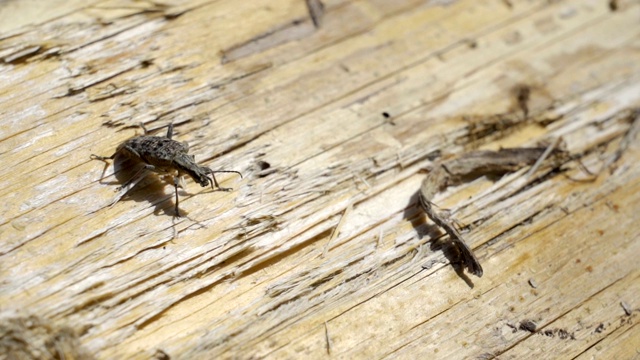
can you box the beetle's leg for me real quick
[120,144,143,161]
[175,175,187,189]
[166,123,174,139]
[110,164,155,207]
[173,175,181,217]
[90,153,116,161]
[117,164,153,190]
[206,169,243,192]
[139,122,149,135]
[91,153,118,183]
[209,172,220,190]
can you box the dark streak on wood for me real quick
[514,84,531,118]
[221,19,315,64]
[306,0,325,28]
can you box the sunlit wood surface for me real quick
[1,0,639,359]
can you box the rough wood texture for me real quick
[1,0,639,359]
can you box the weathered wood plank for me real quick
[0,0,638,359]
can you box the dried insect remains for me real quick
[91,124,242,217]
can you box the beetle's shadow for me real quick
[403,190,474,288]
[96,154,185,217]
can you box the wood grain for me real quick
[1,0,639,359]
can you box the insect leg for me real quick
[90,153,116,161]
[91,153,118,183]
[110,164,155,207]
[173,175,181,217]
[206,169,243,192]
[166,123,174,139]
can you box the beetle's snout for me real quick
[196,173,210,188]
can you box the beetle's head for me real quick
[174,154,211,188]
[174,154,243,190]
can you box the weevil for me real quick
[91,124,242,217]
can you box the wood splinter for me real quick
[418,145,567,277]
[419,182,484,277]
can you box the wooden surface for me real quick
[1,0,639,359]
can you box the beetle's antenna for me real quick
[205,169,243,190]
[211,170,243,178]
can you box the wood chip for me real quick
[418,147,567,277]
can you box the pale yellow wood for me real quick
[1,0,639,359]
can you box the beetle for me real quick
[91,123,242,217]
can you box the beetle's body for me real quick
[91,124,242,217]
[118,135,189,169]
[116,135,208,185]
